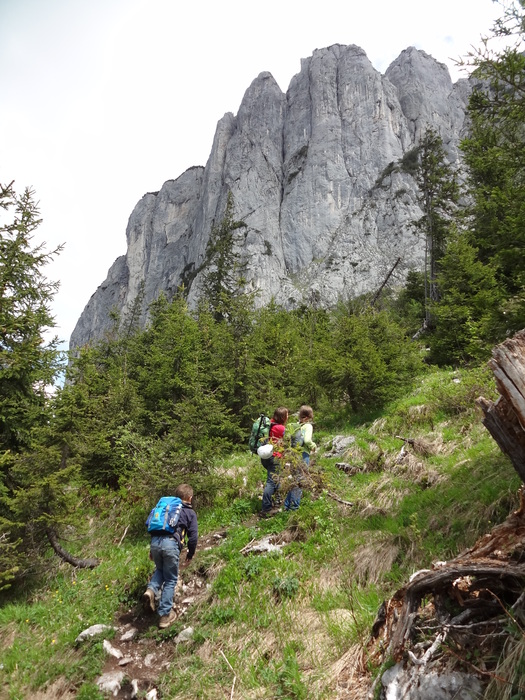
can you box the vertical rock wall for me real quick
[70,44,470,349]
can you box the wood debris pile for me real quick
[372,487,525,678]
[367,331,525,696]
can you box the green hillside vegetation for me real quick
[2,363,521,699]
[2,2,525,697]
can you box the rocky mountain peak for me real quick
[70,44,471,350]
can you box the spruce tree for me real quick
[200,191,250,323]
[0,182,63,451]
[413,128,460,327]
[429,230,502,364]
[460,0,525,327]
[0,182,68,589]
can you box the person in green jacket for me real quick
[284,405,317,511]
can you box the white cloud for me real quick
[0,0,507,347]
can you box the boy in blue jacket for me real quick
[142,483,198,629]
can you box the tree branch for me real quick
[46,527,100,569]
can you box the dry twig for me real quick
[326,491,354,507]
[220,649,237,700]
[118,525,129,547]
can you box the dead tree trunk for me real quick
[477,329,525,484]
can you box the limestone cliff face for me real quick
[70,44,471,349]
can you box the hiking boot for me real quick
[259,507,280,519]
[158,609,177,629]
[142,588,156,613]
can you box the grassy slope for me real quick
[0,365,521,699]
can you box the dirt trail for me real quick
[96,530,227,699]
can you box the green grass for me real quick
[0,365,521,698]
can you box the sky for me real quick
[0,0,508,349]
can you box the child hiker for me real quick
[259,406,289,518]
[284,405,317,511]
[143,483,198,629]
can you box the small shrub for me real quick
[272,575,299,601]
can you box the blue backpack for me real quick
[146,496,183,534]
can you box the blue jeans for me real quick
[261,457,281,512]
[149,536,181,617]
[262,469,280,512]
[284,452,309,511]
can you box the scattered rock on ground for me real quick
[174,627,194,644]
[103,639,123,659]
[96,670,125,696]
[324,435,355,457]
[119,627,139,642]
[241,534,286,555]
[75,624,116,643]
[381,665,483,699]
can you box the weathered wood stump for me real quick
[477,329,525,484]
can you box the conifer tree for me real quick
[200,191,249,323]
[460,0,525,333]
[429,229,502,364]
[413,128,460,327]
[0,182,68,588]
[0,182,63,451]
[198,191,258,421]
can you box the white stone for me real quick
[144,653,155,667]
[382,664,483,700]
[118,657,133,666]
[103,639,123,659]
[120,627,139,642]
[75,624,116,643]
[96,671,125,697]
[175,626,194,643]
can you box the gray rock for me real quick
[96,670,125,696]
[102,639,123,659]
[143,653,155,667]
[118,657,134,666]
[381,663,483,699]
[175,626,194,643]
[324,435,356,457]
[70,44,471,349]
[75,624,116,643]
[119,627,139,642]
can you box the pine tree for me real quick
[460,1,525,311]
[0,182,63,451]
[429,229,503,364]
[413,128,460,327]
[200,191,250,323]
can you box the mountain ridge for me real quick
[70,43,471,349]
